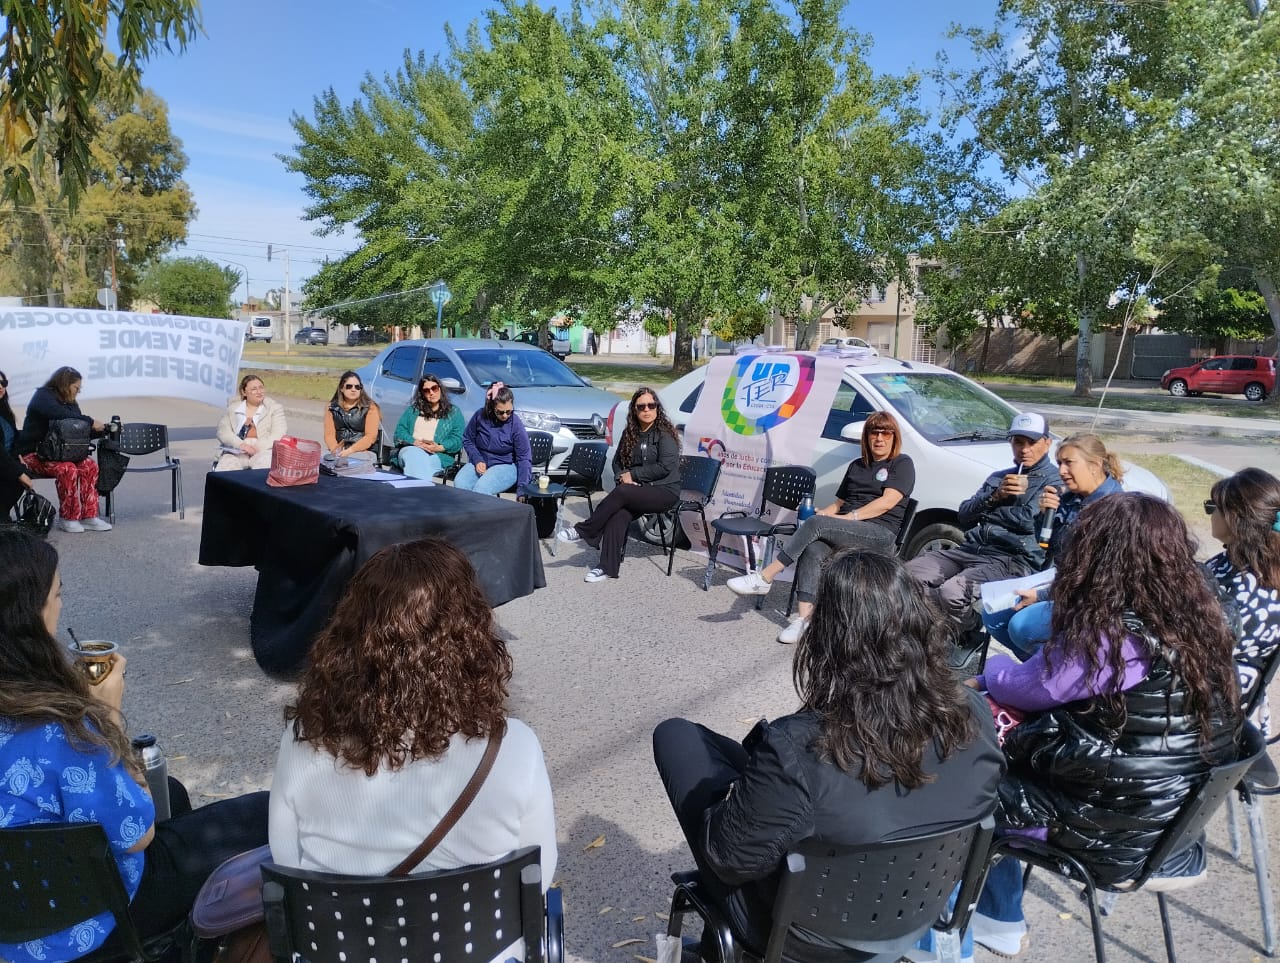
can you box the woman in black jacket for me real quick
[557,387,681,582]
[0,369,37,519]
[653,551,1004,962]
[17,366,110,533]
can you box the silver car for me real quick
[356,339,617,471]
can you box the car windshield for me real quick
[862,372,1017,443]
[456,348,585,388]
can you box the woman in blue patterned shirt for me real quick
[0,530,268,963]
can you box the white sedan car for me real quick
[608,352,1166,556]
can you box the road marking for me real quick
[1177,454,1231,477]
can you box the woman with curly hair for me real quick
[0,529,268,963]
[969,494,1243,958]
[653,551,1003,963]
[727,411,915,644]
[393,374,465,480]
[558,387,682,582]
[268,537,556,888]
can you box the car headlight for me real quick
[517,409,562,433]
[1161,370,1170,379]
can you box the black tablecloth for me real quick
[199,471,546,672]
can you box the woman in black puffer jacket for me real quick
[969,494,1243,958]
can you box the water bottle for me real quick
[132,734,171,821]
[797,495,816,521]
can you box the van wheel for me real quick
[903,522,964,560]
[1245,382,1266,402]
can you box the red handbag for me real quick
[265,437,322,488]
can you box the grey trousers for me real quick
[903,544,1026,626]
[777,514,896,604]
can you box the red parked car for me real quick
[1161,355,1275,402]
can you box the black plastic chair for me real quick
[376,425,465,483]
[503,431,556,496]
[261,846,563,963]
[0,822,181,962]
[667,814,995,963]
[103,423,183,522]
[559,441,608,512]
[782,497,918,617]
[659,454,722,577]
[991,722,1265,963]
[703,466,816,606]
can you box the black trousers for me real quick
[574,483,677,577]
[98,785,270,951]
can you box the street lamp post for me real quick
[429,279,452,338]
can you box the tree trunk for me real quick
[1073,252,1093,397]
[978,319,993,375]
[671,308,693,375]
[1254,271,1280,409]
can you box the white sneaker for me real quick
[971,912,1027,957]
[584,568,611,583]
[57,518,85,533]
[777,617,808,645]
[727,571,771,596]
[556,528,582,544]
[81,517,112,532]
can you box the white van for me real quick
[245,316,273,343]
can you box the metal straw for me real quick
[68,627,83,651]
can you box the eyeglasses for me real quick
[494,408,514,418]
[867,428,895,437]
[634,402,657,411]
[422,384,441,394]
[1204,500,1217,516]
[343,383,362,390]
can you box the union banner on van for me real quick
[0,308,247,409]
[682,350,847,573]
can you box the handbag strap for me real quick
[388,731,503,877]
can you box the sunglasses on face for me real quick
[494,408,514,418]
[1204,500,1217,515]
[0,379,7,388]
[422,384,442,394]
[343,383,362,390]
[867,428,895,437]
[634,402,657,411]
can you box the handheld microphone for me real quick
[1037,486,1057,549]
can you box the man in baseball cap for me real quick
[904,411,1061,662]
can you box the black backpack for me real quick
[36,418,94,463]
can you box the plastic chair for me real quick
[659,454,721,577]
[376,426,465,483]
[559,441,608,512]
[260,846,563,963]
[703,466,816,606]
[991,722,1265,963]
[503,431,556,496]
[667,814,995,963]
[103,423,183,522]
[783,497,918,617]
[0,822,182,962]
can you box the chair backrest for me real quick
[528,431,555,474]
[757,466,816,515]
[677,454,721,504]
[894,498,919,554]
[0,822,147,960]
[261,846,547,963]
[1136,721,1265,888]
[117,422,170,457]
[563,441,608,489]
[763,814,995,963]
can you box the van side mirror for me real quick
[441,377,464,393]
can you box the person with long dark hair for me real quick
[393,374,465,480]
[16,366,111,532]
[322,370,381,458]
[558,387,682,582]
[969,494,1243,958]
[727,411,915,643]
[0,529,268,963]
[454,383,532,495]
[653,551,1003,962]
[269,537,556,890]
[0,369,37,519]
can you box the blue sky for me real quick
[138,0,998,303]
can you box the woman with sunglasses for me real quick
[558,387,681,583]
[393,374,465,480]
[727,412,915,644]
[0,370,37,520]
[454,383,532,496]
[323,370,381,459]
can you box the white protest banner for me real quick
[0,308,246,409]
[681,350,847,572]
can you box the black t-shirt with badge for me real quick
[834,454,915,532]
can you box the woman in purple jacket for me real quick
[454,383,532,496]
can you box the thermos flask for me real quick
[132,734,171,821]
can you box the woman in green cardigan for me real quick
[393,374,465,479]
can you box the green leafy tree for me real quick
[1,0,200,209]
[140,256,239,318]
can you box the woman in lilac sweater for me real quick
[964,495,1241,959]
[455,383,532,496]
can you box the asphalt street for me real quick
[39,393,1280,963]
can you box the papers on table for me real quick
[980,568,1056,614]
[349,470,437,489]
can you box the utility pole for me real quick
[268,245,292,353]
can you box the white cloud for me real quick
[170,107,295,145]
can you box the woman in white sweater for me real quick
[268,537,557,889]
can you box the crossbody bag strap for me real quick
[388,731,504,877]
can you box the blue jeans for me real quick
[977,854,1025,922]
[982,601,1052,661]
[454,462,517,496]
[399,445,443,481]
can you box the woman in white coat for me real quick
[214,375,288,470]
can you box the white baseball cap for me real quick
[1007,412,1049,440]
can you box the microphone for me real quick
[1037,486,1057,550]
